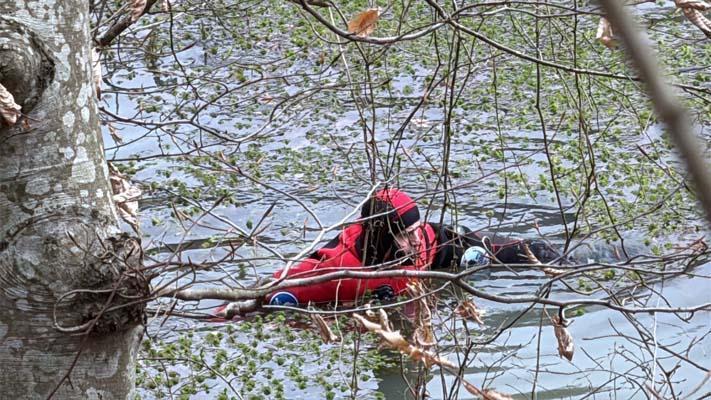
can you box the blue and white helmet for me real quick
[460,246,490,268]
[269,291,299,306]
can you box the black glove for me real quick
[373,285,396,302]
[526,240,563,263]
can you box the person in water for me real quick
[214,188,559,318]
[239,188,559,309]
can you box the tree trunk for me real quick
[0,1,146,398]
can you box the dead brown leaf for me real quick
[552,316,574,361]
[257,94,275,104]
[679,236,707,254]
[353,313,455,369]
[682,7,711,37]
[542,267,567,277]
[595,17,618,49]
[108,124,123,144]
[355,313,382,332]
[454,300,485,325]
[480,389,515,400]
[109,162,142,234]
[406,282,436,347]
[522,243,541,264]
[461,380,484,398]
[377,308,392,331]
[676,0,710,10]
[461,380,513,400]
[0,83,22,126]
[363,303,377,320]
[522,243,566,277]
[131,0,147,22]
[92,48,102,99]
[310,314,339,344]
[675,0,711,37]
[347,8,380,37]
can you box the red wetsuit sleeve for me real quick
[266,224,438,306]
[267,252,408,305]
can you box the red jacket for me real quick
[267,222,438,305]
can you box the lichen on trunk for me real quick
[0,1,145,398]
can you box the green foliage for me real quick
[106,0,709,398]
[136,312,393,399]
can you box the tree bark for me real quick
[0,1,146,399]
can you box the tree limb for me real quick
[97,0,160,47]
[599,0,711,229]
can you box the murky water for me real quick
[99,1,711,398]
[128,147,710,399]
